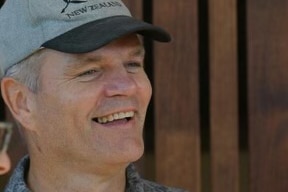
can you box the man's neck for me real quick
[27,156,127,192]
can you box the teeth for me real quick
[96,111,134,124]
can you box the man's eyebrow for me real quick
[65,46,145,70]
[65,54,102,70]
[130,46,145,58]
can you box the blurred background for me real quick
[1,0,288,192]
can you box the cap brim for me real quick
[42,15,171,53]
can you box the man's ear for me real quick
[1,77,35,130]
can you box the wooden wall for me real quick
[1,0,288,191]
[248,0,288,191]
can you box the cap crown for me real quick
[0,0,131,77]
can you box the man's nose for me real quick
[104,69,137,97]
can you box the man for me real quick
[0,122,12,175]
[0,0,186,191]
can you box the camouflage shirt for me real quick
[4,156,187,192]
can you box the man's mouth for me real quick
[93,111,135,124]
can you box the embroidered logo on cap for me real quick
[62,1,124,19]
[61,0,87,13]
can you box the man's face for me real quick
[29,34,152,167]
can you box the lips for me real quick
[93,111,135,124]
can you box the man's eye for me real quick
[126,62,143,73]
[76,69,102,81]
[79,69,100,76]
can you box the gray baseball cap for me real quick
[0,0,171,78]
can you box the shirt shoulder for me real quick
[4,155,31,192]
[126,164,188,192]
